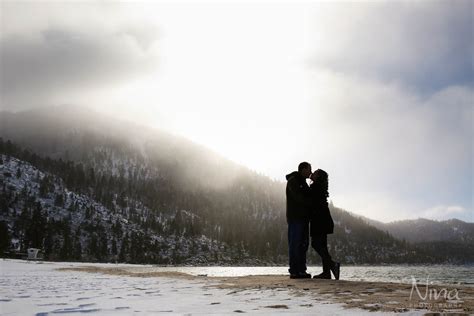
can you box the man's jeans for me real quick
[288,220,309,275]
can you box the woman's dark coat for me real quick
[309,183,334,236]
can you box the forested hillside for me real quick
[1,106,472,264]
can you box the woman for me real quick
[309,169,340,280]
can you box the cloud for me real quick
[0,2,160,111]
[308,1,473,94]
[304,68,472,222]
[300,1,473,222]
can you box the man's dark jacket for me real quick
[309,183,334,235]
[285,171,313,223]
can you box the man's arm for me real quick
[287,177,313,208]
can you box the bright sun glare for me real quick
[90,4,313,178]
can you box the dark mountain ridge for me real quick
[359,215,473,244]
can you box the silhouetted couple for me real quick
[286,162,340,280]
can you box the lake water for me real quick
[130,265,474,286]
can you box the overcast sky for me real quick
[1,1,472,222]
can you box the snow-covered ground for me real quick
[0,259,399,315]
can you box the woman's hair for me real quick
[313,169,329,198]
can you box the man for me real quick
[285,162,313,279]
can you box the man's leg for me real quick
[288,221,301,275]
[299,220,310,273]
[288,220,310,277]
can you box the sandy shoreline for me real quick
[58,266,473,314]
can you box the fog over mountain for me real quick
[0,105,252,191]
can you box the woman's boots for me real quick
[330,262,340,280]
[313,261,340,280]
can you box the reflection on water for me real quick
[135,265,473,286]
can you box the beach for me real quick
[1,259,472,315]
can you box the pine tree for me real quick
[25,202,46,249]
[0,221,11,254]
[60,221,72,260]
[43,222,54,259]
[85,207,92,220]
[54,193,64,207]
[111,238,117,256]
[73,229,82,261]
[39,175,50,198]
[88,234,98,261]
[119,233,129,262]
[98,229,108,261]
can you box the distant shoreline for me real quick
[4,258,473,267]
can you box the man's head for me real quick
[298,162,312,179]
